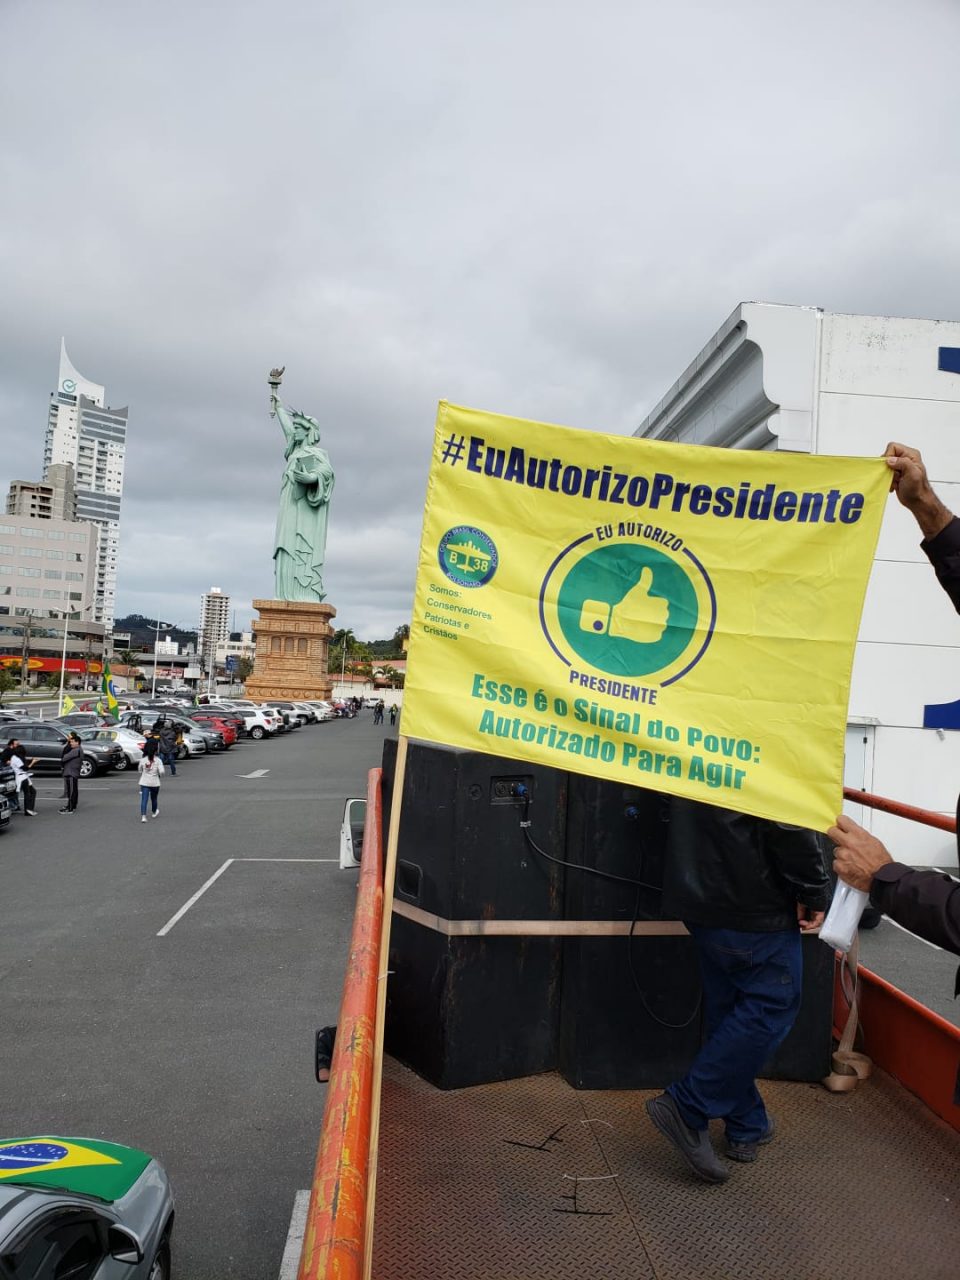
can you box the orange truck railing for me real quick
[298,776,960,1277]
[838,786,960,1131]
[298,768,384,1280]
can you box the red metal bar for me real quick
[833,958,960,1131]
[298,768,384,1280]
[843,785,957,834]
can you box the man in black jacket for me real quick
[646,797,829,1183]
[830,442,960,956]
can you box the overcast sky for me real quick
[1,0,958,639]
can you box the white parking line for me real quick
[278,1190,311,1280]
[156,858,339,936]
[157,860,234,937]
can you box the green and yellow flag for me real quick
[401,403,889,832]
[101,662,119,722]
[61,694,76,716]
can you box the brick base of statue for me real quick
[245,598,337,702]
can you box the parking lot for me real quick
[0,712,389,1279]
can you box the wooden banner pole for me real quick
[362,734,408,1279]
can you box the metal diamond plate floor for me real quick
[372,1056,960,1280]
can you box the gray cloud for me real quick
[1,0,958,637]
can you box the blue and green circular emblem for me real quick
[438,526,499,588]
[540,535,716,685]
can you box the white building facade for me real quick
[43,340,127,631]
[636,303,960,867]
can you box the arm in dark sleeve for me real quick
[921,517,960,616]
[870,864,960,956]
[764,823,832,909]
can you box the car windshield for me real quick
[79,729,117,742]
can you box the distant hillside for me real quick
[115,614,199,652]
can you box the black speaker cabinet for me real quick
[761,933,835,1081]
[383,742,567,1089]
[559,776,704,1088]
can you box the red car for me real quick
[190,712,238,746]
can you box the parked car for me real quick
[267,700,313,726]
[76,726,147,771]
[239,709,280,740]
[177,716,227,752]
[0,759,18,808]
[0,1134,174,1277]
[292,701,321,724]
[188,712,238,746]
[306,700,338,722]
[0,792,10,832]
[0,723,124,777]
[57,711,112,729]
[192,706,247,738]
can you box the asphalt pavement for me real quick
[0,712,392,1280]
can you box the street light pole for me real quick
[56,598,102,716]
[151,619,164,700]
[57,609,75,717]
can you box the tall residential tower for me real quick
[43,340,127,629]
[199,587,231,671]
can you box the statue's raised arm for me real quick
[268,366,297,443]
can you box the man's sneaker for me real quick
[725,1117,776,1163]
[645,1093,729,1184]
[141,815,147,823]
[152,809,159,818]
[25,810,37,817]
[59,807,69,814]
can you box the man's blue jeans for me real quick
[667,924,802,1144]
[160,747,177,775]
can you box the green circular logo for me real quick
[438,525,498,588]
[554,542,699,677]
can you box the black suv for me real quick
[0,723,124,777]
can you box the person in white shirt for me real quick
[2,739,38,816]
[137,752,164,822]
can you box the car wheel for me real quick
[79,756,95,779]
[114,754,129,771]
[147,1241,171,1280]
[250,725,264,739]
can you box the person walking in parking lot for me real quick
[60,732,83,814]
[158,721,178,776]
[3,739,38,816]
[138,751,164,821]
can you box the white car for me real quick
[77,726,147,771]
[307,700,338,722]
[241,708,280,740]
[292,701,320,724]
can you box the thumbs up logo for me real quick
[579,565,670,644]
[541,540,713,681]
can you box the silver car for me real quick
[0,1135,174,1277]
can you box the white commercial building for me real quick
[43,340,127,631]
[636,303,960,867]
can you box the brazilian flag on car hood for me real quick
[0,1137,151,1202]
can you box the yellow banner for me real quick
[403,403,889,831]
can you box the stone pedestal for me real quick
[246,599,337,702]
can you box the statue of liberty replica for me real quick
[269,367,335,601]
[246,367,337,701]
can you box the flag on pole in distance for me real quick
[100,662,120,722]
[401,403,890,833]
[61,694,76,716]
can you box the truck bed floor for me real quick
[373,1055,959,1280]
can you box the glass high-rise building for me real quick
[43,339,127,629]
